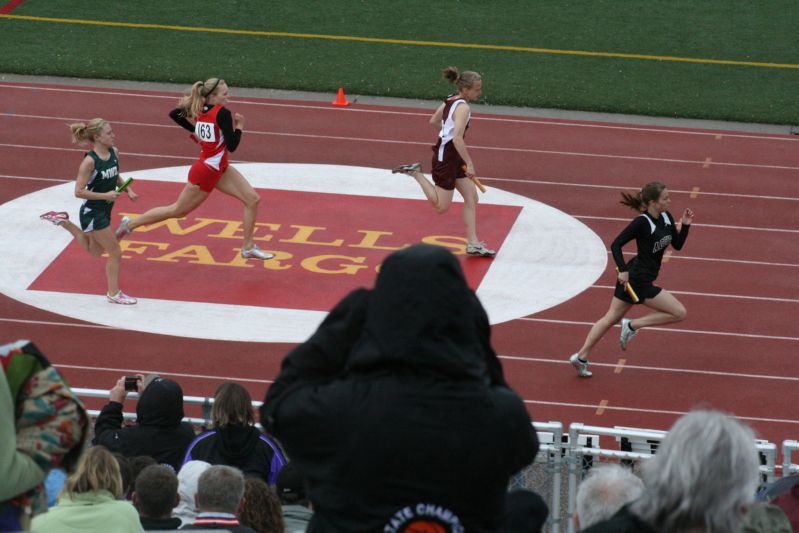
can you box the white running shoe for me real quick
[391,162,422,175]
[107,291,137,305]
[620,318,637,351]
[569,353,592,378]
[40,211,69,225]
[466,241,496,257]
[241,245,275,260]
[115,216,132,240]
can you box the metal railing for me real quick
[74,388,794,533]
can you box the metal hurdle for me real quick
[529,421,564,533]
[783,440,799,476]
[566,423,663,533]
[565,424,779,533]
[72,388,788,533]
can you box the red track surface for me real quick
[1,81,797,455]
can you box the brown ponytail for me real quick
[620,181,666,211]
[442,66,481,92]
[69,118,108,145]
[177,78,225,118]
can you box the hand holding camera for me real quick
[110,374,144,402]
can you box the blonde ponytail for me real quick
[69,118,108,145]
[178,78,224,118]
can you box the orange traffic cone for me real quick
[332,87,350,107]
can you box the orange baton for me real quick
[462,165,486,193]
[616,267,640,303]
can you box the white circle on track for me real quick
[0,163,606,342]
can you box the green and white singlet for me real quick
[79,149,120,232]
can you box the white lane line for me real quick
[0,143,199,161]
[611,251,799,269]
[2,148,797,235]
[53,363,274,385]
[0,317,115,329]
[3,314,795,342]
[577,214,799,234]
[499,354,799,382]
[0,174,70,183]
[521,399,799,425]
[4,168,798,205]
[4,114,799,172]
[2,85,798,143]
[518,317,799,342]
[589,285,799,304]
[482,176,799,202]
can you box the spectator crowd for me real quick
[2,246,797,532]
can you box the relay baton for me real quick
[462,165,487,193]
[616,267,639,303]
[107,177,134,204]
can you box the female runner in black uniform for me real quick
[569,181,694,377]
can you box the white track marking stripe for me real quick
[0,317,115,329]
[3,113,799,171]
[3,148,796,234]
[577,214,799,234]
[521,399,799,425]
[589,285,799,303]
[611,251,799,269]
[2,84,798,143]
[3,314,795,340]
[518,317,799,341]
[498,354,799,382]
[54,363,274,384]
[0,174,70,183]
[480,176,799,202]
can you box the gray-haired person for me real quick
[583,409,760,533]
[575,464,644,530]
[180,465,255,532]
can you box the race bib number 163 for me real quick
[195,121,217,143]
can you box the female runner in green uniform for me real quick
[40,119,139,304]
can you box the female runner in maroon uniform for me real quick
[393,67,495,257]
[569,181,694,377]
[116,78,273,260]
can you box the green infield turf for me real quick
[1,1,797,124]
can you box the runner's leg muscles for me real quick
[577,297,632,360]
[633,289,687,329]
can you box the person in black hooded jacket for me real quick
[93,375,195,471]
[182,382,286,485]
[260,243,540,532]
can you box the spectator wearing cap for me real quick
[180,465,255,532]
[575,464,644,530]
[182,382,286,485]
[132,464,182,530]
[583,410,761,532]
[93,374,195,471]
[276,462,312,532]
[261,244,539,531]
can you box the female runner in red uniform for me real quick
[116,78,273,260]
[569,181,694,377]
[393,67,495,257]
